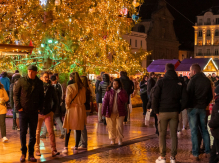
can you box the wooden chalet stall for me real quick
[147,59,180,73]
[0,44,34,56]
[176,58,218,77]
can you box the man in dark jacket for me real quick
[120,71,134,122]
[187,63,212,161]
[95,76,102,113]
[152,63,188,163]
[209,85,219,163]
[35,72,60,157]
[40,75,65,139]
[14,65,44,162]
[147,72,156,98]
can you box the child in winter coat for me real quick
[102,78,128,145]
[209,85,219,163]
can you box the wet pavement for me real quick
[0,107,210,163]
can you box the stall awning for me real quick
[0,44,34,55]
[147,59,180,72]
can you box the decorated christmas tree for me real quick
[0,0,150,75]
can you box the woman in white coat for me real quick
[62,72,86,154]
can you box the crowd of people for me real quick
[0,62,219,163]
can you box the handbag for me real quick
[0,90,6,106]
[140,87,147,95]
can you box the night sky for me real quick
[142,0,219,49]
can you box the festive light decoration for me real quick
[0,0,149,75]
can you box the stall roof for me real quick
[213,59,219,69]
[147,59,179,72]
[176,58,212,71]
[0,44,34,55]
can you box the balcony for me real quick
[196,53,219,56]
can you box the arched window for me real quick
[207,30,211,36]
[198,30,202,37]
[138,25,145,33]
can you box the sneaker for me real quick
[177,131,181,135]
[35,150,41,156]
[28,155,37,162]
[118,138,123,146]
[182,128,186,131]
[72,147,78,154]
[78,146,87,150]
[17,128,20,131]
[170,156,176,163]
[53,126,57,131]
[2,137,8,143]
[59,135,64,139]
[62,147,68,154]
[52,150,60,157]
[40,135,46,139]
[155,156,166,163]
[111,139,115,145]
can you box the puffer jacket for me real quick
[209,95,219,139]
[98,74,110,100]
[0,88,9,114]
[0,77,10,92]
[102,88,128,118]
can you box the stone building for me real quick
[132,0,179,66]
[194,6,219,59]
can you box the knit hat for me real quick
[215,85,219,95]
[28,65,37,71]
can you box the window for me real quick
[207,30,211,36]
[215,49,219,55]
[198,40,203,46]
[206,40,211,45]
[135,40,137,47]
[216,18,219,25]
[215,40,219,45]
[215,29,219,36]
[198,30,202,37]
[199,19,203,25]
[207,18,211,25]
[207,49,210,55]
[138,25,145,33]
[198,49,202,55]
[130,39,132,45]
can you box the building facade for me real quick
[123,31,147,68]
[131,0,179,66]
[194,7,219,59]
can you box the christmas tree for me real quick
[0,0,150,75]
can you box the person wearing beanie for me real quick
[13,65,44,162]
[0,72,10,95]
[209,85,219,163]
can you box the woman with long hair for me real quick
[62,72,86,154]
[139,75,148,115]
[102,78,128,145]
[0,82,9,142]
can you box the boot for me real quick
[12,119,17,130]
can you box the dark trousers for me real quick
[65,129,81,147]
[155,114,159,135]
[210,138,219,163]
[140,93,148,114]
[19,112,38,156]
[0,114,6,138]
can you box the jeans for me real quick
[158,112,179,157]
[188,108,210,157]
[42,116,65,135]
[210,138,219,163]
[77,112,89,148]
[35,112,56,151]
[0,114,6,137]
[19,112,38,155]
[12,109,16,119]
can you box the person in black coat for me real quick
[95,76,102,104]
[139,75,148,115]
[147,72,156,99]
[209,85,219,163]
[14,65,44,162]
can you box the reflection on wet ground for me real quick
[1,107,157,163]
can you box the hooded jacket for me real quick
[0,76,10,92]
[102,88,128,118]
[152,70,188,114]
[187,72,213,109]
